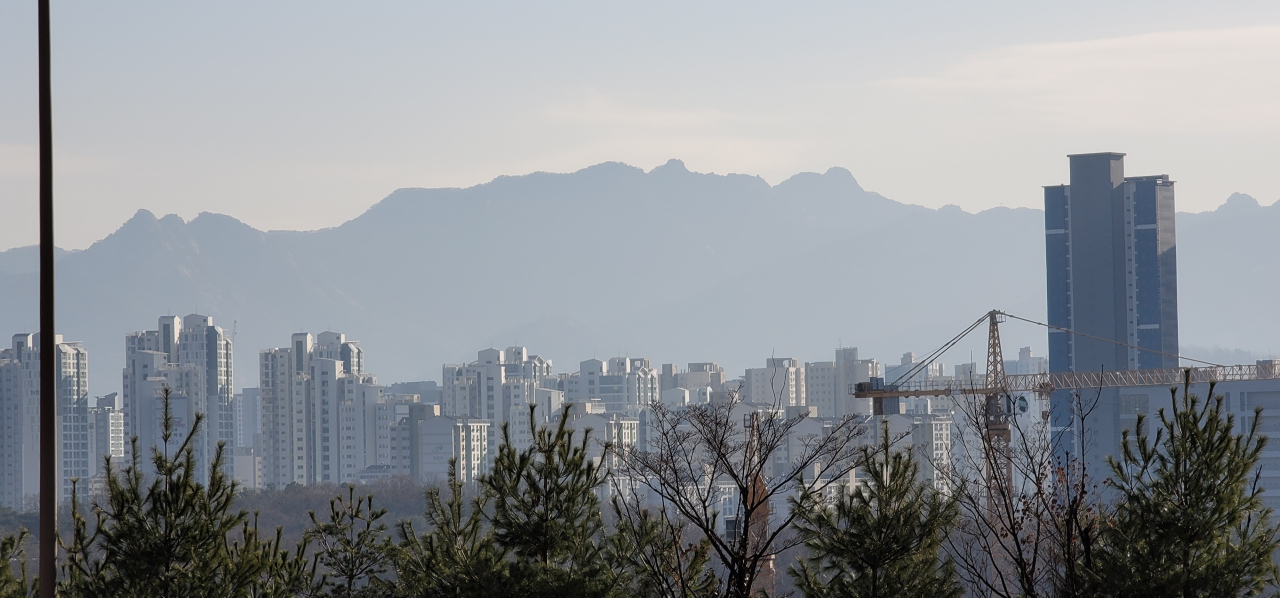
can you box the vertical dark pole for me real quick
[38,0,57,596]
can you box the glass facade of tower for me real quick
[1043,153,1179,459]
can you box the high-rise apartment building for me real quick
[259,332,382,487]
[805,348,881,418]
[443,347,555,472]
[121,315,234,482]
[1005,347,1049,376]
[562,403,639,472]
[443,347,553,420]
[743,357,805,407]
[884,352,946,386]
[659,362,727,394]
[564,357,658,416]
[233,388,261,450]
[1045,153,1179,373]
[803,361,837,416]
[87,393,126,480]
[0,333,90,507]
[417,415,490,484]
[1044,153,1179,457]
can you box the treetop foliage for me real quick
[3,382,1280,597]
[1097,378,1280,597]
[790,420,961,598]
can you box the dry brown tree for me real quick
[611,385,870,598]
[943,385,1104,598]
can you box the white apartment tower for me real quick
[87,394,126,480]
[442,347,553,420]
[417,415,490,484]
[259,332,382,487]
[442,347,554,472]
[232,388,262,450]
[884,352,945,386]
[1005,347,1049,376]
[659,362,727,394]
[744,357,806,407]
[804,361,837,417]
[564,357,658,416]
[806,348,881,418]
[0,333,90,507]
[121,315,234,482]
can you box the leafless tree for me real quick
[611,386,870,598]
[943,386,1104,598]
[1040,386,1105,598]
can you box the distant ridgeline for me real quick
[0,160,1274,398]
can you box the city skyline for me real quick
[6,4,1279,594]
[6,158,1280,400]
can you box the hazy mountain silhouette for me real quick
[0,161,1274,396]
[0,246,75,275]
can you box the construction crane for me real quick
[854,309,1280,481]
[854,309,1279,408]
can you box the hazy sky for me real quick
[3,1,1279,251]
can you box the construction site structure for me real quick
[854,310,1280,486]
[855,310,1280,412]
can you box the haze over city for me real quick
[4,3,1280,597]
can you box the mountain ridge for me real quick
[0,163,1275,397]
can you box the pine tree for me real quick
[60,386,319,598]
[789,421,961,598]
[305,486,395,597]
[1097,376,1280,597]
[394,460,505,598]
[608,498,718,598]
[483,405,620,598]
[0,529,31,598]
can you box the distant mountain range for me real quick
[0,159,1275,397]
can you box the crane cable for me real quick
[888,312,990,388]
[996,311,1225,368]
[888,310,1226,390]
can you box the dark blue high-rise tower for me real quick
[1044,153,1178,461]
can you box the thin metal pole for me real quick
[38,0,57,596]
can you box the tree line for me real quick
[1,375,1278,597]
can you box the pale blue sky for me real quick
[3,1,1279,250]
